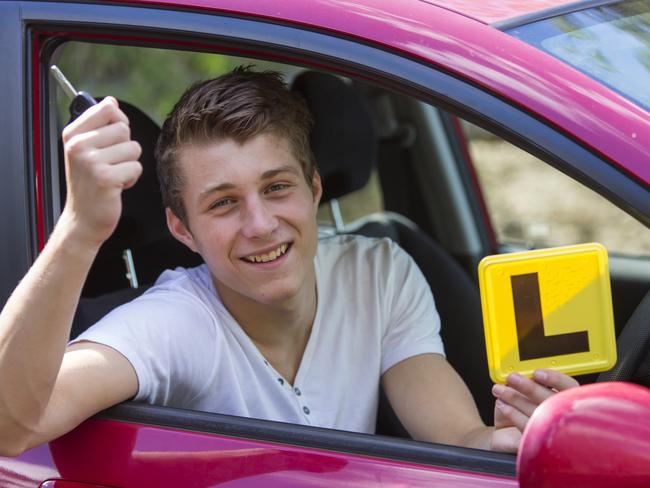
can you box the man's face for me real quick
[167,132,322,310]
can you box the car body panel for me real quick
[2,418,517,487]
[109,0,650,188]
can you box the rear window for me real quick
[507,0,650,112]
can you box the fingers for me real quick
[63,98,141,174]
[110,161,143,189]
[64,98,138,172]
[492,383,537,418]
[62,97,128,142]
[93,141,142,166]
[492,370,579,434]
[505,373,554,405]
[67,121,132,152]
[494,398,529,432]
[533,369,580,391]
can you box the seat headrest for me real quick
[291,71,378,203]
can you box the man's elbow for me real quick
[0,432,32,457]
[0,416,41,457]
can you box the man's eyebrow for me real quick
[260,165,301,180]
[198,182,236,201]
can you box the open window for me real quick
[47,37,505,422]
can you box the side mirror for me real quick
[517,382,650,488]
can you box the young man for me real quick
[0,68,577,456]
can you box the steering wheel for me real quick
[597,288,650,384]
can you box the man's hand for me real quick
[61,96,142,248]
[490,369,579,452]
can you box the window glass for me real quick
[508,0,650,111]
[464,121,650,256]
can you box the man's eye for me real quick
[267,183,289,193]
[211,198,234,209]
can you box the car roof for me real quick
[118,0,590,26]
[417,0,587,25]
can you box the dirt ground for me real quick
[469,138,650,257]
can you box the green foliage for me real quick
[55,42,292,125]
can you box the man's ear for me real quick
[166,207,199,253]
[311,169,323,207]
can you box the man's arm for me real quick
[0,97,142,456]
[381,353,492,449]
[381,353,578,452]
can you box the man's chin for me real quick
[253,282,305,307]
[214,277,302,307]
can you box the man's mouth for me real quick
[242,243,290,263]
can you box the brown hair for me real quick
[155,66,314,223]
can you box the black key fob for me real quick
[69,91,98,122]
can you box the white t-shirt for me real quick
[73,235,444,434]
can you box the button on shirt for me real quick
[266,363,311,420]
[73,235,444,434]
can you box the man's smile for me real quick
[242,242,291,264]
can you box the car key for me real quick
[50,65,98,121]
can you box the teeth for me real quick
[245,243,288,263]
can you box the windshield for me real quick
[507,0,650,111]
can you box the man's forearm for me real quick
[0,213,99,452]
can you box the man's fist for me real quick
[61,97,142,248]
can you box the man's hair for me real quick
[155,66,314,223]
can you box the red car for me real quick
[1,0,649,486]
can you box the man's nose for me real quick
[241,197,279,238]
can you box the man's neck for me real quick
[215,277,317,356]
[212,273,318,383]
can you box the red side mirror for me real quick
[518,382,650,488]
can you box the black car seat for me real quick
[292,71,494,427]
[69,100,202,339]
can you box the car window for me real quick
[463,121,650,257]
[507,0,650,112]
[48,39,498,431]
